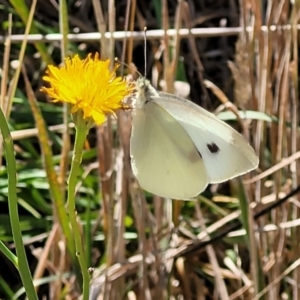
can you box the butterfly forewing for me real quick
[154,92,259,183]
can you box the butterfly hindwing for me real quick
[130,100,208,199]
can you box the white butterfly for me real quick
[130,77,259,200]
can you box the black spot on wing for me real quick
[207,143,220,154]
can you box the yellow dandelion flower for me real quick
[41,53,133,125]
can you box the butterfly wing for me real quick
[154,92,259,183]
[130,101,208,199]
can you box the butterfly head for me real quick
[134,77,159,108]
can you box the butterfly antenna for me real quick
[143,27,147,77]
[114,58,143,78]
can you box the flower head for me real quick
[41,53,133,125]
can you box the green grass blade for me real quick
[0,104,38,299]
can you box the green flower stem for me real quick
[67,118,90,300]
[0,108,38,299]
